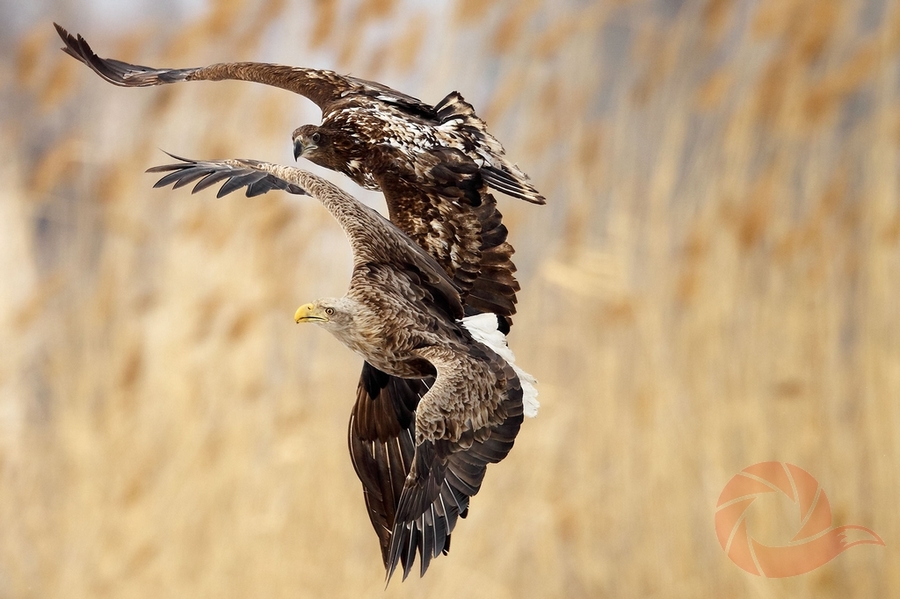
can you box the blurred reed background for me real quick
[0,0,897,596]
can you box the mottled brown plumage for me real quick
[58,23,544,578]
[55,23,539,319]
[147,155,535,581]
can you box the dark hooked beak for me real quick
[292,139,303,161]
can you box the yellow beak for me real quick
[294,303,324,323]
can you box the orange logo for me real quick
[715,462,884,577]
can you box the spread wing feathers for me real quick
[56,23,545,206]
[372,146,519,322]
[151,152,517,324]
[349,365,442,573]
[147,155,462,318]
[466,199,518,322]
[434,92,546,205]
[351,354,523,582]
[147,152,308,198]
[54,23,433,115]
[387,345,525,581]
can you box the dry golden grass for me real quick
[1,0,898,596]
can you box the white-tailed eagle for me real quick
[147,155,539,582]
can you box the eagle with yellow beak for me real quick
[147,155,538,581]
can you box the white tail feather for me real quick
[460,313,539,418]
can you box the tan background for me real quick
[0,0,897,596]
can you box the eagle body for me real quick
[147,156,537,580]
[305,94,494,192]
[293,95,525,316]
[316,268,458,380]
[300,289,511,444]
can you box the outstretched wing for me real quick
[348,365,436,574]
[433,91,546,205]
[385,342,525,581]
[369,145,519,323]
[149,154,518,325]
[148,153,506,326]
[146,153,308,198]
[54,23,434,115]
[351,349,525,583]
[55,23,546,207]
[148,154,463,319]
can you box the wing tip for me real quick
[481,166,546,204]
[54,22,91,63]
[145,153,311,199]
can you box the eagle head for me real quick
[292,124,370,187]
[295,297,382,358]
[295,299,338,324]
[294,298,361,333]
[292,124,328,162]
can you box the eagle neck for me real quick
[257,164,387,263]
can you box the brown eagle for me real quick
[147,154,539,582]
[56,23,544,578]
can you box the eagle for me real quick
[53,24,545,307]
[146,154,539,582]
[56,24,544,578]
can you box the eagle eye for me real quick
[324,307,334,316]
[311,132,321,144]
